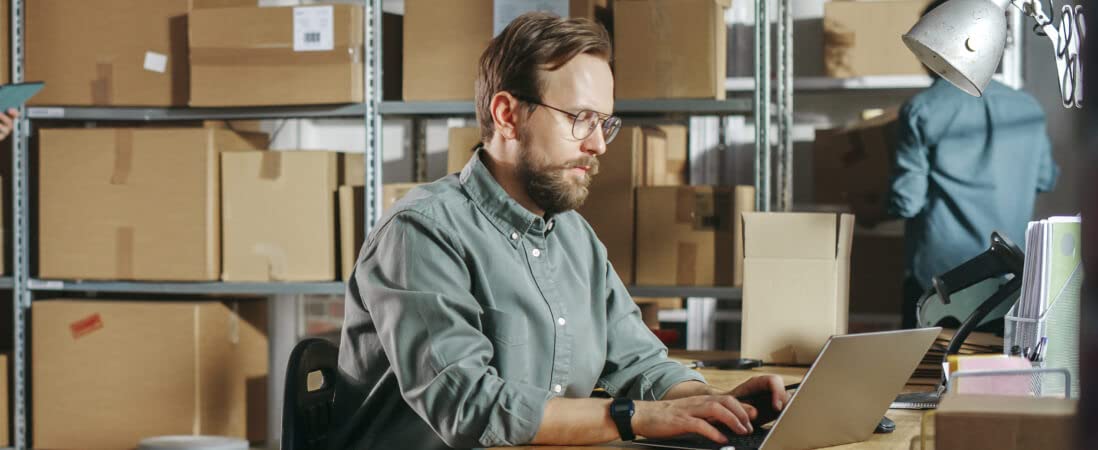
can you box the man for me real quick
[0,108,19,140]
[331,13,787,449]
[888,0,1059,328]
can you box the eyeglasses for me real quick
[513,94,623,144]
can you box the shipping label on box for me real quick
[741,212,854,364]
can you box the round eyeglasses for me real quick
[513,95,622,144]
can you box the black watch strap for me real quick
[609,398,636,441]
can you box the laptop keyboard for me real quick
[636,427,771,450]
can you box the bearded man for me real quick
[330,12,787,449]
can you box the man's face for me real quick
[516,53,614,216]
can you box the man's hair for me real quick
[474,12,612,143]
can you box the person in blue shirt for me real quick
[888,0,1060,328]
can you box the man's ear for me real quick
[490,92,522,141]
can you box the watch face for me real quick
[611,401,634,416]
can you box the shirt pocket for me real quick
[483,307,530,347]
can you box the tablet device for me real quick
[0,82,45,111]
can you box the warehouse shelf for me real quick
[628,285,742,299]
[658,308,742,323]
[725,75,934,92]
[25,104,367,121]
[27,279,346,296]
[380,98,754,116]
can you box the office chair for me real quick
[282,338,339,450]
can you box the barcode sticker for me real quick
[143,51,168,73]
[293,6,334,52]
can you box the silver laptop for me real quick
[637,328,941,450]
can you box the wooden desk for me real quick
[505,352,930,450]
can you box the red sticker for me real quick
[70,313,103,339]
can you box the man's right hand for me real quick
[632,395,758,445]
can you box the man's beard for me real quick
[517,141,600,216]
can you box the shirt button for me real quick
[553,384,563,394]
[531,248,541,257]
[557,317,566,326]
[547,221,555,231]
[510,232,519,240]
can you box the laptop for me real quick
[636,327,941,450]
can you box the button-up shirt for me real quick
[330,149,705,449]
[888,79,1059,289]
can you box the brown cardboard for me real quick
[32,299,269,449]
[25,0,238,106]
[741,212,854,364]
[404,0,493,101]
[850,223,905,315]
[823,0,928,77]
[383,182,424,213]
[935,395,1077,450]
[404,0,608,101]
[189,5,364,106]
[656,124,689,186]
[635,185,754,286]
[222,151,339,281]
[342,152,366,188]
[813,110,899,220]
[0,353,7,447]
[38,127,265,281]
[338,185,364,281]
[448,127,483,174]
[614,0,729,99]
[578,127,644,284]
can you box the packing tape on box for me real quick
[253,243,288,281]
[116,226,135,278]
[822,22,856,75]
[111,129,134,185]
[93,61,114,105]
[189,46,362,66]
[259,151,282,180]
[676,242,697,285]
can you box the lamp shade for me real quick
[902,0,1009,96]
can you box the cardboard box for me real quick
[189,5,364,106]
[823,0,928,77]
[38,127,265,281]
[448,127,483,174]
[741,213,854,364]
[222,151,339,281]
[578,126,644,284]
[0,353,7,447]
[935,395,1077,450]
[25,0,252,106]
[635,185,755,286]
[338,185,364,281]
[383,182,424,213]
[850,223,906,315]
[32,299,268,448]
[813,110,898,220]
[404,0,608,101]
[643,125,688,186]
[614,0,729,99]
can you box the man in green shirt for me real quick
[330,12,788,449]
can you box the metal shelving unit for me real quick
[5,0,779,447]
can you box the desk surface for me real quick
[504,351,931,450]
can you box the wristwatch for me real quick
[609,398,636,441]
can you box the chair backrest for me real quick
[282,338,339,450]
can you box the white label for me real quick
[493,0,569,37]
[27,107,64,118]
[293,5,335,52]
[143,51,168,73]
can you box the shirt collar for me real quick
[460,146,552,244]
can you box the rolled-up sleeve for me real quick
[596,262,706,400]
[359,211,553,448]
[888,102,931,219]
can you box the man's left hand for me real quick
[727,375,790,413]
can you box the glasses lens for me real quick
[603,116,622,144]
[573,110,600,141]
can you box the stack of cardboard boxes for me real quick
[823,0,930,78]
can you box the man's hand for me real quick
[0,108,20,141]
[632,395,758,445]
[728,375,790,413]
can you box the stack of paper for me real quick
[1006,216,1082,398]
